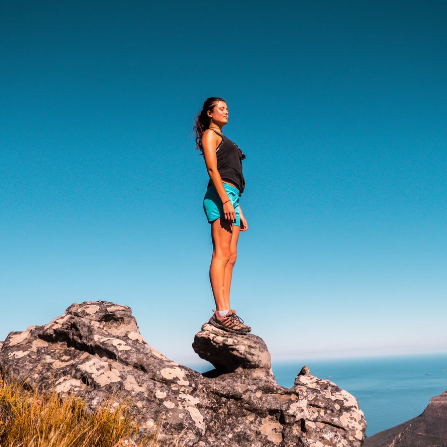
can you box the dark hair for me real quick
[193,97,226,151]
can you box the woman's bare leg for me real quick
[210,218,234,311]
[223,224,240,310]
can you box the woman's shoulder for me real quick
[202,129,223,143]
[201,129,223,152]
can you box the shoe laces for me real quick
[230,312,245,325]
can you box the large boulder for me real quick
[193,323,273,375]
[364,390,447,447]
[0,301,366,446]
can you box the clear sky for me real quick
[1,0,446,364]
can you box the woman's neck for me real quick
[209,124,222,133]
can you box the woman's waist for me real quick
[223,180,238,189]
[217,167,244,183]
[207,179,241,194]
[221,172,245,192]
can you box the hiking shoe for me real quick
[209,310,251,334]
[229,309,251,333]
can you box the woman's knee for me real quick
[228,250,237,266]
[213,248,231,263]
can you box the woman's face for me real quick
[209,101,228,127]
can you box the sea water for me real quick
[188,353,447,437]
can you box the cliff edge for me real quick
[364,390,447,447]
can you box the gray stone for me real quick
[0,301,366,446]
[112,438,139,447]
[192,323,273,375]
[297,365,311,377]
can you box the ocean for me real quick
[187,353,447,437]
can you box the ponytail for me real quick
[193,97,225,152]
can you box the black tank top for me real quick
[206,129,246,194]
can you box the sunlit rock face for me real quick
[193,323,273,375]
[0,301,366,446]
[364,391,447,447]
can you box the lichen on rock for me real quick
[0,300,367,446]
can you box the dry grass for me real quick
[0,375,157,447]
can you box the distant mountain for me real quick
[364,390,447,447]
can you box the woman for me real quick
[194,97,251,334]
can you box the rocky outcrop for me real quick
[193,323,273,375]
[0,301,366,446]
[364,391,447,447]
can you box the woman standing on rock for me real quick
[194,97,251,334]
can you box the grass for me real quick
[0,374,159,447]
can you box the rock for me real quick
[297,365,311,376]
[0,301,366,446]
[192,323,273,375]
[112,438,139,447]
[0,301,203,444]
[364,390,447,447]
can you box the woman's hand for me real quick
[223,200,236,222]
[240,214,248,231]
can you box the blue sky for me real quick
[1,0,446,364]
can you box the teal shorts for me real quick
[203,183,240,226]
